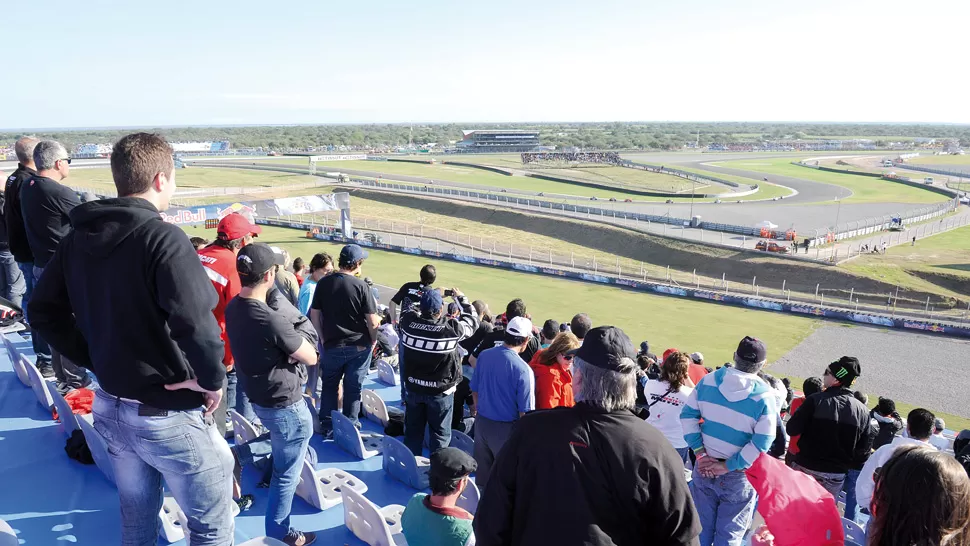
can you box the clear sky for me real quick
[3,0,968,129]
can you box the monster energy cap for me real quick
[827,356,861,386]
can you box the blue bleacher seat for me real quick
[46,380,81,437]
[382,436,430,490]
[341,487,406,546]
[0,517,18,546]
[295,459,368,510]
[376,360,399,386]
[450,430,474,457]
[331,410,383,460]
[21,354,53,413]
[455,479,480,515]
[843,517,866,545]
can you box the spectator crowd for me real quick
[521,151,623,166]
[2,132,970,546]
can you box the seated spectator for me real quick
[475,326,700,545]
[929,418,950,451]
[402,448,478,546]
[785,377,822,466]
[867,445,970,546]
[569,313,591,343]
[871,397,903,449]
[528,331,580,409]
[469,299,540,366]
[271,246,301,307]
[681,336,777,546]
[688,351,709,386]
[539,319,559,348]
[642,351,694,463]
[189,236,209,250]
[857,408,937,511]
[758,372,789,460]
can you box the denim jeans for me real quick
[16,261,34,316]
[404,391,455,456]
[842,468,861,522]
[33,265,87,388]
[691,469,758,546]
[92,391,235,546]
[253,400,313,540]
[0,249,25,308]
[318,344,372,432]
[675,447,692,465]
[791,461,846,499]
[226,370,257,423]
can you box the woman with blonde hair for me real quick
[528,332,581,409]
[868,445,970,546]
[642,351,695,463]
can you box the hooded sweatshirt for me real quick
[28,197,225,410]
[681,367,777,471]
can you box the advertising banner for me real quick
[160,193,350,225]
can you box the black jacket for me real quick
[475,403,700,546]
[20,174,80,268]
[4,165,35,261]
[399,296,478,394]
[870,409,903,450]
[786,387,873,474]
[29,197,225,410]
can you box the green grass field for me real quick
[711,158,949,204]
[908,154,970,166]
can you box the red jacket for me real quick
[197,245,240,368]
[528,349,575,409]
[688,363,708,386]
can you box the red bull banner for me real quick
[160,193,350,226]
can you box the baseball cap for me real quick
[542,319,560,340]
[662,348,680,363]
[827,356,861,385]
[447,302,461,316]
[568,325,636,373]
[339,244,368,264]
[935,417,946,432]
[269,246,288,264]
[638,341,650,355]
[236,243,278,281]
[690,352,704,364]
[420,289,443,315]
[217,212,262,240]
[735,336,767,365]
[506,316,533,338]
[429,447,477,483]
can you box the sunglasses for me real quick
[563,354,574,361]
[58,157,72,165]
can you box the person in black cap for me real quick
[225,243,319,546]
[786,356,873,499]
[401,447,478,546]
[309,243,380,437]
[475,325,700,546]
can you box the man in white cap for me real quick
[689,351,709,385]
[470,315,535,490]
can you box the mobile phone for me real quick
[444,289,454,297]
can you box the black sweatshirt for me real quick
[399,296,478,394]
[4,165,35,262]
[29,197,225,410]
[475,403,701,546]
[20,174,80,268]
[786,387,873,474]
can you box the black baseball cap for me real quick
[567,325,636,372]
[429,447,477,482]
[236,243,283,282]
[827,356,861,385]
[340,244,369,264]
[735,336,767,365]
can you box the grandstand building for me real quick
[170,141,231,153]
[456,129,540,153]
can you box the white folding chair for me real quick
[229,409,259,446]
[341,487,407,546]
[46,380,81,437]
[22,354,53,412]
[295,459,368,510]
[455,479,480,515]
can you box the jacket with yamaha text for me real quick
[399,296,479,395]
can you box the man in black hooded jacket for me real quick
[29,133,235,545]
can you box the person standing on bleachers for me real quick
[475,326,699,546]
[680,336,777,546]
[399,287,478,455]
[389,264,438,405]
[20,140,89,394]
[198,212,262,429]
[225,243,320,546]
[309,244,380,438]
[29,133,235,545]
[4,137,39,315]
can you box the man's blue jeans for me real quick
[691,469,758,546]
[92,391,235,546]
[253,400,313,540]
[318,345,372,432]
[0,249,25,308]
[843,468,862,522]
[226,370,256,423]
[17,261,51,363]
[404,390,455,456]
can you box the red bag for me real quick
[52,387,95,421]
[745,453,845,546]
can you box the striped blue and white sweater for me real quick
[680,366,778,471]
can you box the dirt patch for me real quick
[908,270,970,299]
[350,189,962,310]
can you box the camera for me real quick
[443,289,454,297]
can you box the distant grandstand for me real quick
[456,129,541,153]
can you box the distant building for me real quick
[170,141,231,153]
[456,130,540,153]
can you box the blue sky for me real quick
[3,0,968,129]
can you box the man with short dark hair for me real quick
[309,244,380,436]
[786,376,824,467]
[29,132,234,545]
[402,448,477,546]
[226,243,319,546]
[786,356,873,499]
[570,313,592,342]
[856,408,936,512]
[400,287,478,455]
[470,316,535,491]
[540,319,559,347]
[390,263,437,403]
[469,299,540,367]
[870,396,903,450]
[21,139,88,392]
[476,326,700,546]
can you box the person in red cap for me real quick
[198,212,262,432]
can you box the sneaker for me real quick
[283,531,316,546]
[37,362,55,379]
[321,429,333,441]
[235,495,254,512]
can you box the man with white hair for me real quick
[21,140,88,392]
[681,336,777,546]
[929,417,950,451]
[475,325,699,546]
